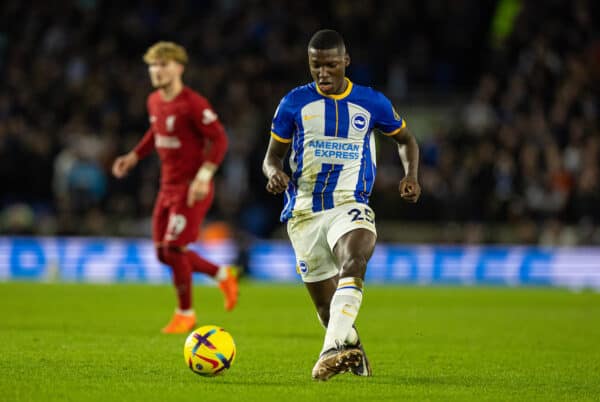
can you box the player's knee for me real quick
[339,255,368,278]
[159,246,184,266]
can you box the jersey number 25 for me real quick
[348,208,374,224]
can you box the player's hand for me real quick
[266,170,290,194]
[187,178,210,207]
[112,152,138,178]
[399,176,421,203]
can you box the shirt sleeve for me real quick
[372,92,406,136]
[270,94,295,143]
[133,127,155,159]
[134,97,157,159]
[189,94,228,166]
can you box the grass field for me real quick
[1,282,599,402]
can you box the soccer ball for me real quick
[183,325,236,376]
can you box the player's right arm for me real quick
[263,94,295,194]
[112,127,155,178]
[112,96,156,179]
[263,138,290,194]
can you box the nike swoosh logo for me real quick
[341,309,355,317]
[303,114,321,121]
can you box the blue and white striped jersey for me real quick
[270,78,405,222]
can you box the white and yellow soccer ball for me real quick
[184,325,236,376]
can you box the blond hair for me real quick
[143,41,188,65]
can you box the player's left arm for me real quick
[187,94,229,207]
[373,92,421,203]
[390,125,421,203]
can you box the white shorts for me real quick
[286,202,377,283]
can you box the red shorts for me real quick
[152,183,214,247]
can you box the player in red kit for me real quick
[112,41,238,334]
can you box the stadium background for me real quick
[1,0,600,287]
[1,0,598,245]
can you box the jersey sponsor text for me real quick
[308,139,360,160]
[155,134,182,149]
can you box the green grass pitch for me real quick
[1,281,599,402]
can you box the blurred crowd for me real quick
[1,0,599,245]
[405,0,600,245]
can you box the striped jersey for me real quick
[270,78,405,222]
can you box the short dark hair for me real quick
[308,29,346,51]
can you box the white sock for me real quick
[321,277,363,354]
[345,327,359,345]
[215,266,229,282]
[176,308,195,316]
[318,312,359,345]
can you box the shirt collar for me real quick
[315,77,353,100]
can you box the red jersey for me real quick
[133,86,228,189]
